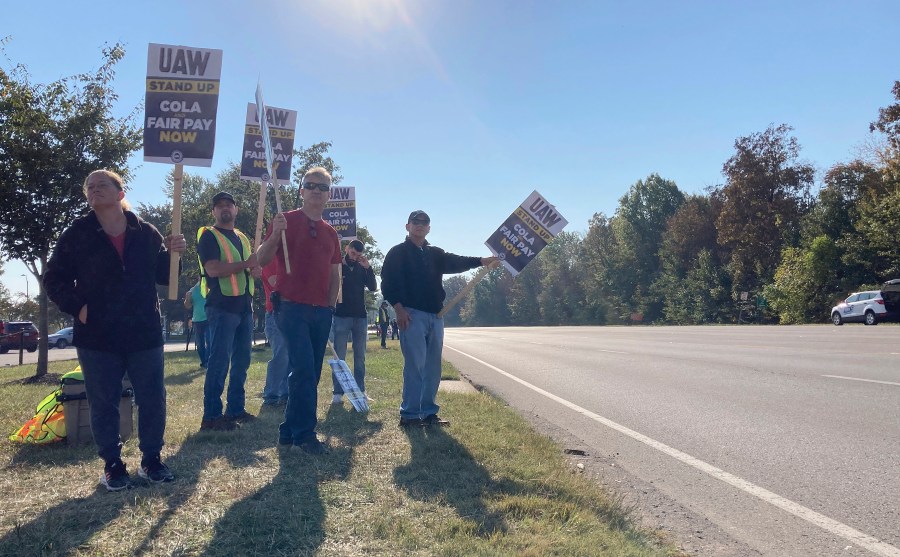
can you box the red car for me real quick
[0,321,39,353]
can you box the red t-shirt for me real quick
[266,209,341,307]
[107,232,125,262]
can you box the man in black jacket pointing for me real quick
[380,210,497,428]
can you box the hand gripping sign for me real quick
[144,43,223,300]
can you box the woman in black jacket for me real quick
[44,169,185,491]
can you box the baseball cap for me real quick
[348,239,364,252]
[407,210,430,224]
[211,192,235,207]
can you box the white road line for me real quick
[822,375,900,387]
[446,344,900,557]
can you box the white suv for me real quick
[831,290,888,326]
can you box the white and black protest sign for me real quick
[323,186,357,241]
[485,190,568,277]
[144,43,223,166]
[240,103,297,184]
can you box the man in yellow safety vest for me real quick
[197,192,261,431]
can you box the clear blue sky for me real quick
[2,0,898,299]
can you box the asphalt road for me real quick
[443,325,899,557]
[0,340,196,368]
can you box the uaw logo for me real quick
[170,150,184,164]
[261,172,270,182]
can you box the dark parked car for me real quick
[0,321,39,353]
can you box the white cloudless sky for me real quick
[2,0,898,299]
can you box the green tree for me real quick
[766,236,844,323]
[658,249,731,324]
[852,187,900,279]
[290,141,343,208]
[652,194,729,323]
[870,81,900,151]
[613,174,685,320]
[460,267,512,326]
[580,213,621,323]
[507,261,545,325]
[715,124,815,297]
[0,43,141,377]
[441,275,468,326]
[535,231,589,325]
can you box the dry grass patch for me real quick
[0,341,681,556]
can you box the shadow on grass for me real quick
[163,365,205,386]
[394,425,510,537]
[192,402,382,556]
[129,407,287,557]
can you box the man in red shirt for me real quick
[258,167,342,455]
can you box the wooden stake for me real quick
[271,181,291,273]
[437,265,490,318]
[167,164,184,300]
[253,178,267,250]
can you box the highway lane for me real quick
[443,325,899,557]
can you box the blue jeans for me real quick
[379,323,388,347]
[331,316,369,394]
[276,301,332,444]
[76,346,166,462]
[194,320,209,368]
[398,308,444,420]
[263,311,289,403]
[204,306,252,420]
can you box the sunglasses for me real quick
[308,219,318,239]
[410,218,430,226]
[303,182,331,192]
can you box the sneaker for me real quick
[422,414,450,427]
[101,458,132,492]
[399,417,424,428]
[224,411,256,423]
[200,417,239,431]
[139,455,175,483]
[331,394,343,405]
[295,438,329,455]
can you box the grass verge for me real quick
[0,341,681,556]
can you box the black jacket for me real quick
[44,210,175,352]
[381,238,481,314]
[335,255,377,318]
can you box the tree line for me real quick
[446,90,900,326]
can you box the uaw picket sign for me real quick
[144,43,223,166]
[323,186,357,241]
[485,190,568,276]
[240,103,297,184]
